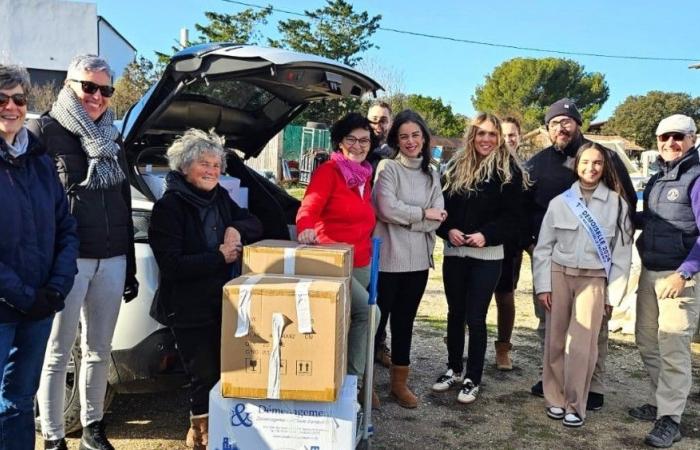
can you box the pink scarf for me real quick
[330,151,372,189]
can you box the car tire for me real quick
[35,339,116,434]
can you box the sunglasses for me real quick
[0,93,28,107]
[69,79,115,97]
[658,132,687,142]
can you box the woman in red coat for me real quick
[296,112,378,405]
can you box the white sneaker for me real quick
[431,369,463,392]
[563,413,584,427]
[546,406,565,420]
[457,378,479,404]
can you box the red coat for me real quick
[296,161,376,267]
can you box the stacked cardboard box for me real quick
[220,240,353,402]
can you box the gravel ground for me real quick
[37,251,700,450]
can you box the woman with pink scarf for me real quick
[296,112,379,406]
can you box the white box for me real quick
[209,375,358,450]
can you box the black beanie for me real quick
[544,98,582,125]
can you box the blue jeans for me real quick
[0,317,54,450]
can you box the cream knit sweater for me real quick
[372,154,444,272]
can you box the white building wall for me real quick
[98,19,136,80]
[0,0,97,70]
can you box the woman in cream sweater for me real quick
[533,142,633,427]
[373,109,447,408]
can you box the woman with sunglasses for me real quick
[0,65,79,450]
[431,113,529,405]
[28,55,134,450]
[296,112,379,407]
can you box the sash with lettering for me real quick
[562,188,612,279]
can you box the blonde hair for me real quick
[444,113,530,194]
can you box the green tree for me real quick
[472,57,609,131]
[195,7,273,44]
[111,56,159,119]
[269,0,381,67]
[379,94,465,138]
[603,91,700,149]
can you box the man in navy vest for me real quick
[630,114,700,448]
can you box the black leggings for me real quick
[171,324,221,416]
[374,270,429,366]
[443,256,501,385]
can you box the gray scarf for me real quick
[50,86,124,189]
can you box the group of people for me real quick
[296,98,699,449]
[0,51,698,450]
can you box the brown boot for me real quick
[186,415,208,449]
[495,341,513,371]
[374,342,392,368]
[390,365,418,409]
[358,385,381,409]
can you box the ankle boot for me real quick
[44,438,68,450]
[186,415,209,450]
[358,385,381,409]
[390,365,418,408]
[79,420,114,450]
[495,341,513,371]
[374,342,392,368]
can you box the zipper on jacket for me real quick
[102,190,112,255]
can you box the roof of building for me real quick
[97,16,137,52]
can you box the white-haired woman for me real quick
[29,55,134,450]
[149,128,262,449]
[0,65,78,450]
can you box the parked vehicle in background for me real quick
[36,43,381,433]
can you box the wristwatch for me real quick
[677,270,693,280]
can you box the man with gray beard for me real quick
[526,98,636,410]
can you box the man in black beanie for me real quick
[525,97,637,410]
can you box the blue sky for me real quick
[90,0,700,122]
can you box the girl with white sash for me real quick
[533,142,633,427]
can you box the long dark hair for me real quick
[574,142,633,244]
[386,109,432,178]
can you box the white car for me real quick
[38,43,380,433]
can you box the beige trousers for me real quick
[543,263,607,419]
[635,267,700,423]
[533,279,608,393]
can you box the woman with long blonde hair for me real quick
[432,113,529,405]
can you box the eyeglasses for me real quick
[548,118,575,130]
[344,135,372,147]
[658,132,687,142]
[0,93,28,107]
[68,79,115,98]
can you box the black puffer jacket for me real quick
[149,171,263,327]
[27,114,136,280]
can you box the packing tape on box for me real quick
[283,248,296,274]
[235,275,264,337]
[267,312,284,399]
[294,278,313,333]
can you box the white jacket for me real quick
[533,181,633,306]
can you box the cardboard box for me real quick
[209,376,358,450]
[221,275,349,402]
[242,240,353,278]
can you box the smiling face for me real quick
[184,152,222,191]
[577,147,604,188]
[502,122,520,153]
[0,85,27,144]
[547,115,579,150]
[397,121,424,158]
[367,105,391,144]
[339,127,371,163]
[657,132,696,163]
[68,70,111,121]
[473,119,500,158]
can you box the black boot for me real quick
[45,438,68,450]
[80,420,115,450]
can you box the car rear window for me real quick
[182,79,276,112]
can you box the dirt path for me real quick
[40,254,700,449]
